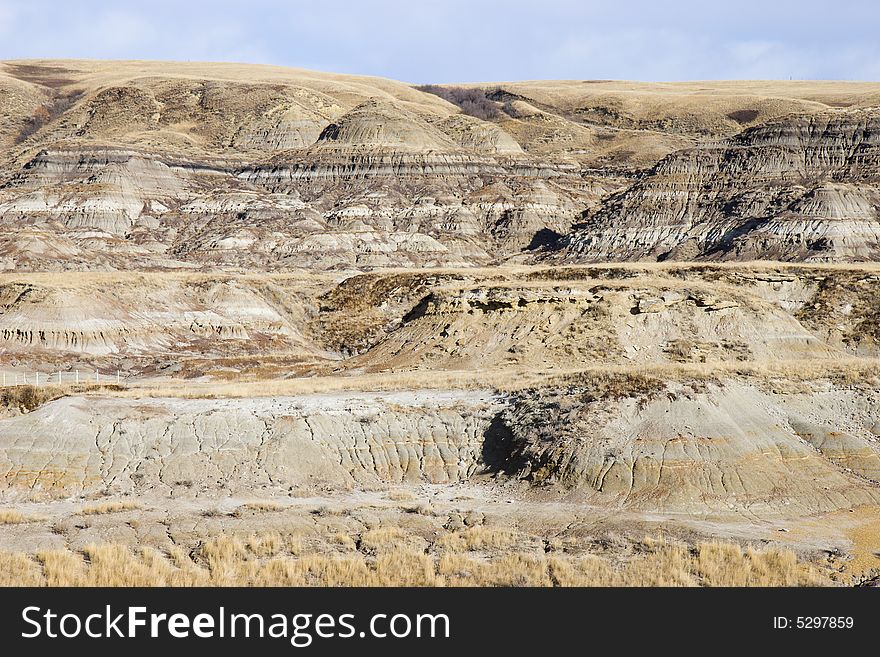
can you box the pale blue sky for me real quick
[1,0,878,82]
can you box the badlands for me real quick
[1,61,880,585]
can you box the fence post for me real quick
[75,370,79,385]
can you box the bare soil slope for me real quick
[1,264,879,579]
[2,61,880,269]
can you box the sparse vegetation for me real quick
[235,501,284,514]
[360,527,410,553]
[15,90,83,144]
[0,509,44,524]
[246,533,284,557]
[0,536,831,587]
[78,501,141,515]
[1,383,126,413]
[385,489,417,502]
[417,85,502,120]
[331,533,357,550]
[89,355,880,402]
[437,526,519,552]
[1,385,64,413]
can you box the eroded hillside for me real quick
[1,61,880,269]
[1,264,879,582]
[2,61,880,584]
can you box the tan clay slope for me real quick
[559,109,880,263]
[2,375,879,517]
[492,375,880,515]
[0,273,335,372]
[0,61,610,270]
[0,391,498,499]
[2,62,880,270]
[348,279,838,373]
[1,265,880,522]
[328,264,880,374]
[0,59,457,156]
[3,264,877,383]
[455,79,880,168]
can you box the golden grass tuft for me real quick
[436,526,519,552]
[0,552,43,586]
[35,549,87,586]
[360,526,407,552]
[235,500,284,515]
[0,509,44,524]
[78,500,141,515]
[246,533,284,558]
[694,542,820,587]
[331,533,357,550]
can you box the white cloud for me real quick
[0,0,877,81]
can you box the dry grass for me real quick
[1,383,125,412]
[78,500,141,515]
[0,509,44,524]
[1,385,64,412]
[694,542,811,587]
[385,489,417,502]
[0,536,832,587]
[360,527,427,553]
[0,552,43,586]
[95,356,880,400]
[286,535,304,556]
[331,533,357,550]
[436,526,519,552]
[235,500,284,514]
[1,356,873,410]
[246,533,284,557]
[122,370,515,397]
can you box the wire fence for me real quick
[1,370,124,387]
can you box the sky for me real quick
[0,0,878,83]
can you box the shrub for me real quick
[417,85,502,120]
[1,385,62,412]
[16,90,83,143]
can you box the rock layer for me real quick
[5,62,880,270]
[0,391,499,498]
[492,379,880,515]
[3,380,878,518]
[561,111,880,262]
